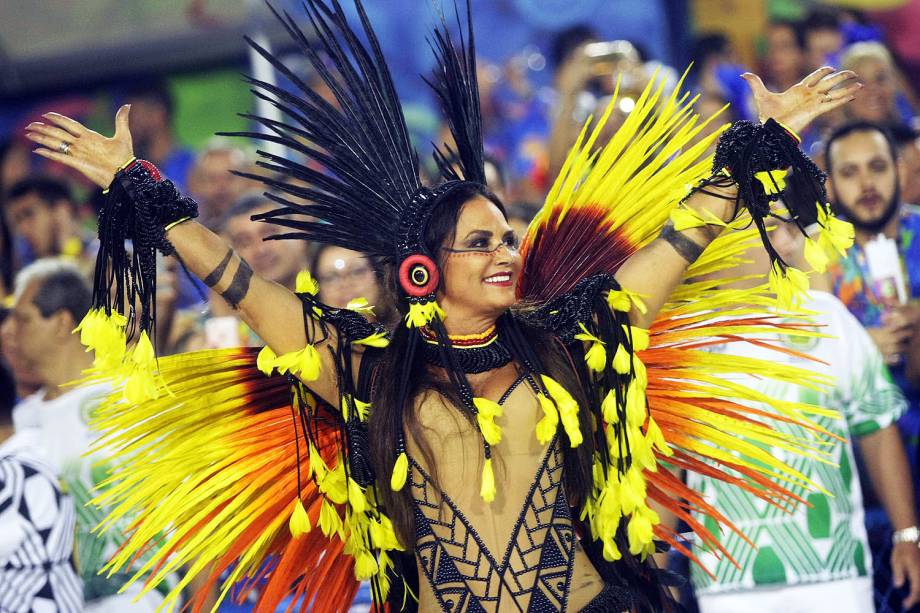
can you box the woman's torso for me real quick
[405,363,603,612]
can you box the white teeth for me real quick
[484,274,511,284]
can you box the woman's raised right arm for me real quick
[26,106,341,405]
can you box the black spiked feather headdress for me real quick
[223,0,490,325]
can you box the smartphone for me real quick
[582,41,639,64]
[582,41,642,87]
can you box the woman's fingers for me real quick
[28,109,132,189]
[800,72,862,117]
[113,105,132,142]
[814,81,862,114]
[801,66,835,87]
[26,121,108,161]
[817,70,858,93]
[41,112,86,138]
[25,123,78,148]
[826,81,862,101]
[24,130,75,155]
[820,92,858,114]
[740,72,769,97]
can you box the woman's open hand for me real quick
[742,67,861,134]
[26,105,135,189]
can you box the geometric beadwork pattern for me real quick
[409,376,577,612]
[410,438,575,612]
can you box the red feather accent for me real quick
[518,205,637,301]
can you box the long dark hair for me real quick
[0,207,12,297]
[367,183,595,547]
[0,141,15,295]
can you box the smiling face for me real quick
[437,196,521,328]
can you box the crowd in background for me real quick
[1,1,920,611]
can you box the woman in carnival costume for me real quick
[26,1,860,611]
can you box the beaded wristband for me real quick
[112,160,198,232]
[164,216,193,232]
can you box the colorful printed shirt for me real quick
[828,203,920,501]
[828,204,920,328]
[688,292,906,594]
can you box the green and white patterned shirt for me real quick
[688,291,906,594]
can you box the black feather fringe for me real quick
[426,0,487,185]
[91,160,197,348]
[683,118,827,276]
[218,0,425,264]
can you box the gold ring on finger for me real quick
[58,141,71,155]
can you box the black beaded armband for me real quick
[89,159,200,354]
[682,118,828,275]
[301,293,388,344]
[518,274,621,344]
[112,160,199,247]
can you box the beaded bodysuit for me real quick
[408,375,581,612]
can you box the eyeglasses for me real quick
[441,233,520,256]
[316,265,374,285]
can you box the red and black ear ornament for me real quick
[398,253,444,328]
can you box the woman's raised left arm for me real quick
[616,67,860,328]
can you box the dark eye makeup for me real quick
[448,228,519,252]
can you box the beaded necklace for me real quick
[420,325,512,374]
